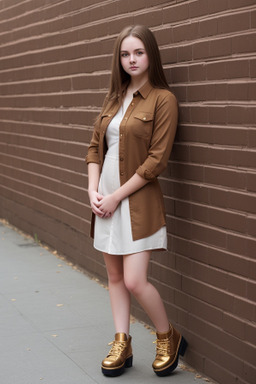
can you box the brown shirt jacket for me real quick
[86,81,178,241]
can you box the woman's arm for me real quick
[87,163,105,217]
[98,173,149,217]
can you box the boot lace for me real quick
[107,340,127,357]
[154,338,171,356]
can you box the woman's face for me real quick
[120,36,149,81]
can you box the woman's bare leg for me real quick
[123,251,169,333]
[103,253,131,336]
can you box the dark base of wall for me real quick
[0,196,107,282]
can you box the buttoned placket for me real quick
[118,93,138,185]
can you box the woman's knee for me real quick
[124,275,145,296]
[107,268,124,285]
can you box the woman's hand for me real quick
[98,193,120,218]
[88,190,105,217]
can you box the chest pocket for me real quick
[133,112,154,138]
[98,113,112,134]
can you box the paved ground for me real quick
[0,219,214,384]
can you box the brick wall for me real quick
[0,1,255,383]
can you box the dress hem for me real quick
[93,245,167,255]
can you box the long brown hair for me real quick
[102,25,169,113]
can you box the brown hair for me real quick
[102,25,169,113]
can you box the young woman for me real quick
[86,25,187,377]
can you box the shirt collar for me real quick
[135,81,153,99]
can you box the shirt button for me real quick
[108,114,112,117]
[124,117,128,120]
[131,102,134,106]
[120,157,124,161]
[143,117,146,120]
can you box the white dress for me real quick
[94,95,167,255]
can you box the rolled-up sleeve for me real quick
[136,92,178,180]
[86,125,100,164]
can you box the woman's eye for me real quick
[137,51,143,55]
[121,53,128,57]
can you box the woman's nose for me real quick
[130,54,136,63]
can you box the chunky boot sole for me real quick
[154,337,188,377]
[101,355,133,377]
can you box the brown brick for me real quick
[150,262,182,290]
[178,43,193,62]
[190,183,209,204]
[168,216,192,239]
[171,162,205,182]
[232,32,256,55]
[163,2,189,24]
[233,297,256,322]
[227,59,250,79]
[195,222,227,248]
[247,280,256,302]
[228,274,247,297]
[191,296,223,327]
[209,37,232,58]
[170,84,186,102]
[189,63,207,81]
[226,190,256,214]
[227,105,255,125]
[171,143,190,162]
[243,362,256,384]
[223,313,245,339]
[160,46,178,65]
[170,66,189,83]
[218,12,250,34]
[207,61,227,80]
[190,105,209,123]
[209,207,247,234]
[205,167,247,190]
[252,9,256,28]
[192,260,228,289]
[173,21,199,43]
[245,322,256,345]
[229,0,256,9]
[183,276,233,311]
[208,0,229,14]
[199,18,218,37]
[204,359,241,384]
[247,172,256,192]
[187,84,206,102]
[175,254,192,275]
[228,82,249,101]
[209,106,227,124]
[154,28,173,46]
[191,202,209,223]
[189,0,208,18]
[192,40,209,60]
[174,199,192,219]
[178,105,191,122]
[247,216,256,237]
[133,9,163,27]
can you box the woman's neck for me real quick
[127,76,149,96]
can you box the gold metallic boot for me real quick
[152,324,187,376]
[101,333,133,377]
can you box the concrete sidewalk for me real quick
[0,220,213,384]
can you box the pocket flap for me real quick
[134,112,153,122]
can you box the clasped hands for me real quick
[89,190,120,218]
